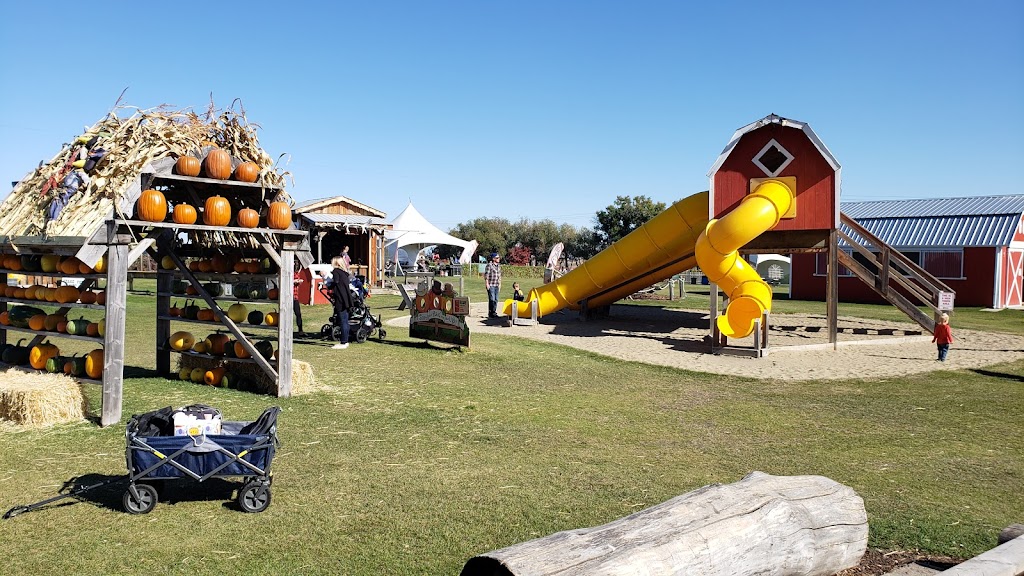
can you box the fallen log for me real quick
[461,471,867,576]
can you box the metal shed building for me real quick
[791,194,1024,308]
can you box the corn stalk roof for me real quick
[0,104,293,242]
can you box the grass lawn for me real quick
[1,276,1022,575]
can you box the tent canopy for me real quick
[384,202,476,264]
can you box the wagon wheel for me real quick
[238,480,272,513]
[123,484,158,515]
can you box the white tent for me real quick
[384,202,477,266]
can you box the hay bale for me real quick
[0,369,89,426]
[290,360,315,396]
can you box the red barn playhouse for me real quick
[791,195,1024,309]
[706,114,952,348]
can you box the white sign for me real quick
[938,291,955,311]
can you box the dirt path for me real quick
[394,304,1024,381]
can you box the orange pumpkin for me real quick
[196,309,216,322]
[233,340,252,359]
[56,318,68,333]
[203,196,231,226]
[232,261,248,273]
[77,261,92,274]
[43,314,63,331]
[267,288,279,300]
[196,260,213,273]
[266,202,292,230]
[29,342,60,370]
[54,285,80,304]
[204,367,227,386]
[175,155,201,177]
[0,311,9,325]
[96,291,107,305]
[78,291,97,305]
[211,254,232,274]
[60,258,81,275]
[137,189,168,222]
[85,349,104,379]
[86,322,100,337]
[173,203,198,225]
[236,208,260,228]
[202,148,232,180]
[206,333,231,355]
[233,162,259,183]
[245,261,260,274]
[28,314,47,331]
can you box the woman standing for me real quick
[330,255,353,349]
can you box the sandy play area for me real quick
[395,304,1024,381]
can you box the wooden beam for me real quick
[126,237,157,269]
[276,249,294,397]
[101,241,129,427]
[828,228,838,347]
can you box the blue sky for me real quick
[1,1,1021,230]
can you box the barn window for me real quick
[752,139,794,177]
[922,250,963,279]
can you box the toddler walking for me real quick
[932,313,953,361]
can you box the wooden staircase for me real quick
[837,213,955,333]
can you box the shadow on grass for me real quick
[6,472,254,518]
[969,368,1024,382]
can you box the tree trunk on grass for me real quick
[461,471,867,576]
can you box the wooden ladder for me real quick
[837,213,955,333]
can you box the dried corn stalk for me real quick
[0,102,293,240]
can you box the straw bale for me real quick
[0,369,89,427]
[0,100,293,239]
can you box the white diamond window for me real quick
[752,139,794,177]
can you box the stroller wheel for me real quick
[320,324,333,339]
[238,480,272,513]
[379,328,387,340]
[355,327,368,343]
[331,325,344,342]
[123,483,158,515]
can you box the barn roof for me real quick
[294,195,385,218]
[841,194,1024,248]
[707,113,841,178]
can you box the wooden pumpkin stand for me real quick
[1,155,312,426]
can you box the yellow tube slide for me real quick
[694,180,794,338]
[503,191,710,317]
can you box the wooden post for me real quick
[277,248,294,398]
[155,233,172,376]
[101,234,131,427]
[461,471,867,576]
[0,270,6,350]
[827,229,839,349]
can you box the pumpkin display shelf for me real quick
[161,346,277,366]
[158,293,278,305]
[0,324,103,344]
[0,269,105,280]
[0,361,102,385]
[0,297,105,310]
[156,315,280,331]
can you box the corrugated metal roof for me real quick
[842,195,1024,219]
[299,213,390,230]
[840,194,1024,248]
[840,214,1021,248]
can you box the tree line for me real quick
[437,195,667,265]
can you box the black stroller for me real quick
[319,274,386,343]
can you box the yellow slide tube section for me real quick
[503,192,710,317]
[694,180,794,338]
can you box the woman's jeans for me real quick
[337,309,350,343]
